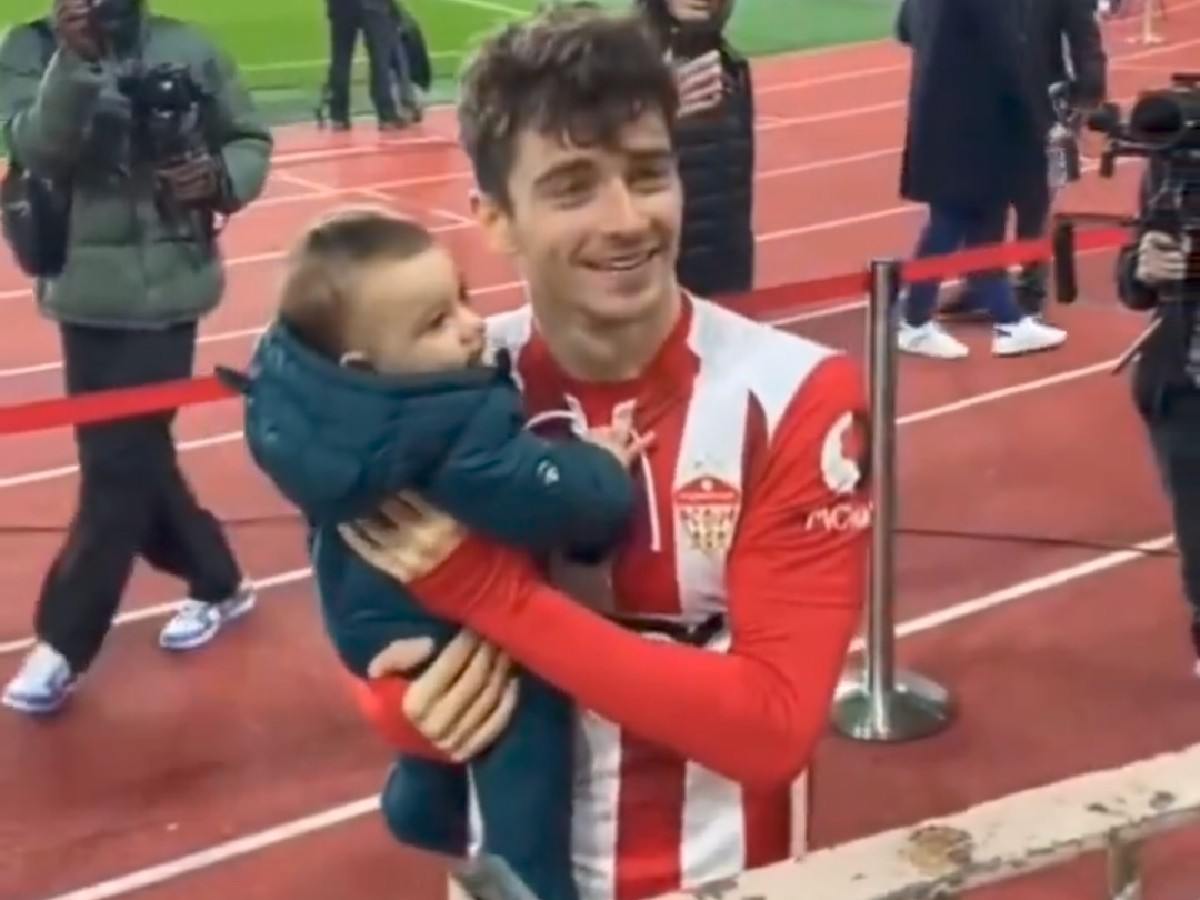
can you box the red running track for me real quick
[4,10,1200,899]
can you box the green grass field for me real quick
[2,0,896,123]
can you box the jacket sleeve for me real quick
[203,41,271,213]
[895,0,912,44]
[963,0,1039,133]
[0,27,105,176]
[1063,0,1107,105]
[359,354,868,787]
[311,524,457,679]
[421,389,634,557]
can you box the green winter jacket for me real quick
[0,14,272,328]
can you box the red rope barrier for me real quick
[0,225,1135,435]
[0,375,232,435]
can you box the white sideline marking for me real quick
[41,797,381,900]
[29,531,1177,899]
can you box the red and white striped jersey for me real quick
[359,296,869,900]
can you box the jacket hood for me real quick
[236,320,511,524]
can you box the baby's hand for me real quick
[585,424,655,468]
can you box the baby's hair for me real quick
[279,207,435,360]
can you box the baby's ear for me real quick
[367,637,435,678]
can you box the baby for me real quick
[232,208,642,900]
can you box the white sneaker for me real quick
[2,642,75,715]
[158,581,257,652]
[898,321,969,359]
[992,317,1067,356]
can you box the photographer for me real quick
[1117,159,1200,675]
[0,0,272,715]
[636,0,755,298]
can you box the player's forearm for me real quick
[351,676,452,762]
[411,543,860,786]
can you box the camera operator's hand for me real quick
[53,0,102,61]
[674,50,725,119]
[1136,231,1190,288]
[155,154,225,206]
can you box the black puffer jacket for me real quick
[1116,163,1199,416]
[638,0,755,297]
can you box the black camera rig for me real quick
[1052,72,1200,305]
[118,64,212,170]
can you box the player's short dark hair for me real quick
[457,2,679,206]
[278,207,433,360]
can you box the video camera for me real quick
[1052,73,1200,305]
[118,64,211,170]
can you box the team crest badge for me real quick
[675,476,741,555]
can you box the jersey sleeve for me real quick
[348,674,450,761]
[358,354,868,786]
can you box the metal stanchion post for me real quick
[831,258,955,742]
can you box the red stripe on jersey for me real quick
[742,786,791,870]
[614,738,686,899]
[609,389,690,617]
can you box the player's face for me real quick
[343,246,485,376]
[477,109,683,329]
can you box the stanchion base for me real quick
[831,669,954,742]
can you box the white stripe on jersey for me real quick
[484,298,832,898]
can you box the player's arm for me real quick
[354,355,867,787]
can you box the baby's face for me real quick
[344,246,486,375]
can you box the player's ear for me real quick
[470,189,517,257]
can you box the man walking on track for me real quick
[940,0,1106,321]
[323,0,419,130]
[0,0,272,715]
[329,5,870,898]
[895,0,1070,359]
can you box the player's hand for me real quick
[53,0,102,61]
[585,423,655,468]
[1136,231,1189,287]
[340,494,466,583]
[369,630,518,762]
[674,50,725,119]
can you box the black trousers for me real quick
[1143,386,1200,658]
[325,0,400,123]
[36,323,241,672]
[1012,174,1052,308]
